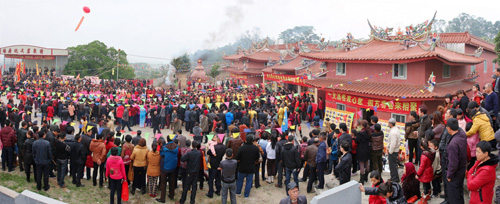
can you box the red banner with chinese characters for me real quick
[5,55,55,60]
[230,74,248,81]
[325,91,420,114]
[263,73,311,87]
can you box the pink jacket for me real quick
[106,155,126,180]
[467,133,480,157]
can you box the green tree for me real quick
[64,40,135,79]
[208,63,221,80]
[443,13,500,41]
[494,31,500,65]
[278,26,320,44]
[170,54,191,71]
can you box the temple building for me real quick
[300,12,495,122]
[220,12,497,127]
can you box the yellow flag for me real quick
[232,133,239,138]
[87,126,93,132]
[36,62,39,76]
[169,134,176,140]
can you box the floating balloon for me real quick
[83,6,90,13]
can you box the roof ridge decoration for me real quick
[367,11,437,45]
[337,33,374,52]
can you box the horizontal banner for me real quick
[326,91,420,114]
[263,73,310,87]
[5,55,55,60]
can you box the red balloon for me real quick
[83,6,90,14]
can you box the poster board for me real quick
[324,107,354,132]
[379,119,406,151]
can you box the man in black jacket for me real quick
[81,130,93,180]
[258,109,268,126]
[17,121,29,172]
[24,131,36,182]
[72,134,86,187]
[178,141,201,204]
[33,130,52,191]
[206,138,227,198]
[335,140,352,185]
[235,135,260,198]
[55,133,70,188]
[281,136,301,194]
[337,123,352,154]
[275,133,288,188]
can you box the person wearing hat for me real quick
[387,118,401,183]
[445,118,467,204]
[279,182,307,204]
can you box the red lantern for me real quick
[83,6,91,14]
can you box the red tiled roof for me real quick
[439,32,496,52]
[270,57,303,71]
[222,54,244,61]
[241,51,282,62]
[300,39,484,65]
[305,78,474,99]
[269,43,336,51]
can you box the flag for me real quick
[22,62,26,74]
[15,62,21,83]
[281,108,288,133]
[36,62,39,76]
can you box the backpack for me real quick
[299,143,308,160]
[123,145,132,165]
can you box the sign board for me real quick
[379,119,406,151]
[0,45,68,56]
[323,107,354,132]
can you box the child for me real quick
[367,170,386,204]
[416,138,435,203]
[466,122,480,170]
[324,118,331,132]
[428,139,441,197]
[206,134,218,157]
[361,179,407,204]
[401,162,421,201]
[334,140,352,185]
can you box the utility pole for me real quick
[117,49,120,81]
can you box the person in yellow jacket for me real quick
[205,95,210,104]
[130,138,150,195]
[199,95,204,104]
[466,110,495,142]
[277,104,285,126]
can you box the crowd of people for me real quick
[1,70,500,204]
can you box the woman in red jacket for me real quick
[367,170,386,204]
[416,138,435,202]
[467,141,499,204]
[47,105,54,123]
